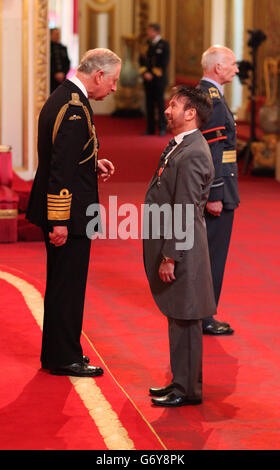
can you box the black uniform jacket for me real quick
[50,41,70,92]
[198,79,240,210]
[139,38,170,86]
[26,80,99,237]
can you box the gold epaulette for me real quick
[152,67,163,77]
[209,87,221,99]
[68,93,83,106]
[52,93,98,170]
[52,93,92,144]
[47,188,72,221]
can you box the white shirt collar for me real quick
[69,75,88,98]
[202,76,224,96]
[174,129,198,145]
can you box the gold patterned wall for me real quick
[33,0,49,129]
[253,0,280,96]
[175,0,206,82]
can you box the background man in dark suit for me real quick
[199,46,240,336]
[139,23,170,136]
[143,86,216,407]
[27,48,121,377]
[50,27,70,93]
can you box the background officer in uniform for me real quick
[199,45,240,335]
[139,23,170,136]
[50,27,70,93]
[27,48,121,377]
[143,86,216,407]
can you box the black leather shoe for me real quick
[203,320,234,335]
[50,362,104,377]
[42,355,90,370]
[152,392,202,407]
[216,320,230,328]
[149,384,174,397]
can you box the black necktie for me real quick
[159,138,177,162]
[156,138,177,187]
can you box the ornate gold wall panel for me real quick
[253,0,280,96]
[79,0,116,58]
[22,0,29,170]
[175,0,206,82]
[33,0,49,166]
[137,0,149,44]
[86,2,115,52]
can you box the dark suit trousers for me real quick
[144,80,167,133]
[168,318,203,399]
[41,230,91,368]
[203,208,234,326]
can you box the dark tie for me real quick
[155,138,177,187]
[159,138,177,162]
[149,138,177,188]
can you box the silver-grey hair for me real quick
[201,45,234,71]
[78,48,121,76]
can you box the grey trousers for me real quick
[168,317,203,399]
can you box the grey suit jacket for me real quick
[143,130,217,320]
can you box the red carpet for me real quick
[1,116,280,450]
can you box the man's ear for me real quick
[185,107,196,122]
[215,63,222,74]
[95,70,104,84]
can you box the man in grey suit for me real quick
[143,86,217,407]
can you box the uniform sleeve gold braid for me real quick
[47,188,72,221]
[152,67,163,77]
[222,150,237,163]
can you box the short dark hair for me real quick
[170,85,213,129]
[148,23,161,33]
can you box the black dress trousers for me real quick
[204,208,235,312]
[41,231,91,369]
[144,79,167,134]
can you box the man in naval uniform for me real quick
[198,46,240,335]
[139,23,170,136]
[143,86,217,407]
[26,48,121,377]
[50,27,70,93]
